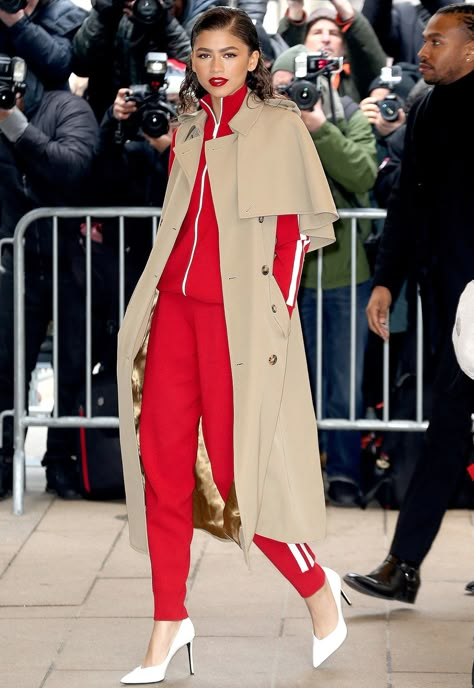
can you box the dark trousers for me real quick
[390,327,474,566]
[0,249,85,462]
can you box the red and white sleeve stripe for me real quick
[273,214,310,316]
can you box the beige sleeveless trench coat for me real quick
[117,93,337,557]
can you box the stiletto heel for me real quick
[187,640,194,675]
[312,567,348,669]
[341,589,352,606]
[120,617,195,684]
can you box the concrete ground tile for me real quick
[0,617,70,668]
[54,617,153,670]
[269,631,374,687]
[0,605,79,619]
[318,546,389,574]
[272,635,385,688]
[44,670,136,688]
[0,574,92,607]
[180,635,275,688]
[391,672,471,687]
[189,560,288,617]
[37,499,127,533]
[278,615,389,688]
[2,667,49,688]
[0,528,123,606]
[99,526,151,578]
[196,614,280,638]
[81,578,152,618]
[390,618,473,673]
[391,581,473,621]
[0,493,50,523]
[101,524,209,580]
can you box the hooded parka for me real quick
[117,92,337,557]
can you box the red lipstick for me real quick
[209,78,228,87]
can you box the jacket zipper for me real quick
[181,99,222,295]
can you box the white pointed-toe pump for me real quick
[120,617,195,684]
[312,567,351,669]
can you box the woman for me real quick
[117,7,347,684]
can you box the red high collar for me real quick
[200,83,248,131]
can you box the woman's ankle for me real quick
[143,619,182,667]
[305,579,338,639]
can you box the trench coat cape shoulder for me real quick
[117,92,338,556]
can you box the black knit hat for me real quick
[368,62,422,102]
[305,1,339,39]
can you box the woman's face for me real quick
[191,29,259,106]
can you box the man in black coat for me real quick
[0,65,99,498]
[343,3,474,602]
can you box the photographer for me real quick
[278,0,387,102]
[80,53,176,373]
[0,0,87,89]
[359,63,420,142]
[272,44,378,507]
[72,0,191,120]
[0,59,99,499]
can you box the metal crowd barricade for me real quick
[12,208,162,516]
[315,208,426,433]
[10,206,428,517]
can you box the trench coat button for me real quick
[271,304,277,313]
[261,265,270,275]
[268,354,277,365]
[258,216,264,223]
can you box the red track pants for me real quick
[140,292,325,619]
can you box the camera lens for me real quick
[378,96,400,122]
[0,84,15,110]
[133,0,164,25]
[290,80,319,111]
[141,109,169,138]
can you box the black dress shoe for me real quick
[0,454,13,499]
[45,461,82,500]
[327,480,361,507]
[465,581,474,594]
[343,555,420,603]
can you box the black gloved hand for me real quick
[92,0,125,23]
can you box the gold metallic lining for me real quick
[132,291,241,546]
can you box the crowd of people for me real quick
[0,0,473,681]
[0,0,471,509]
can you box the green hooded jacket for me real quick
[302,107,378,291]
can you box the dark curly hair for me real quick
[436,3,474,40]
[178,7,276,113]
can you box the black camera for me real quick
[277,51,343,111]
[375,66,403,122]
[123,52,176,138]
[0,55,27,110]
[377,93,402,122]
[0,0,27,13]
[132,0,164,25]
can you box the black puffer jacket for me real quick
[0,90,99,256]
[72,3,191,120]
[0,0,87,89]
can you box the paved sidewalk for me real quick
[0,465,473,688]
